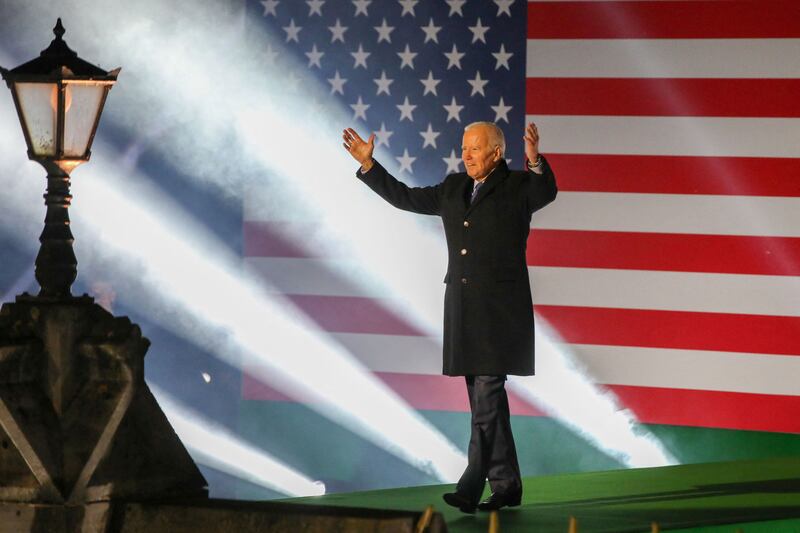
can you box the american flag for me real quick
[242,0,800,457]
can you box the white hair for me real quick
[464,121,506,156]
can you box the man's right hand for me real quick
[343,128,375,172]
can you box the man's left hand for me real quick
[523,122,540,163]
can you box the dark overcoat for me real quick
[357,157,557,376]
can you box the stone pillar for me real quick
[0,295,207,506]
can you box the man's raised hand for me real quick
[343,128,375,172]
[523,122,540,164]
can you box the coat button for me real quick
[461,278,467,284]
[461,248,468,255]
[463,220,469,227]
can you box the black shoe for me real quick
[442,492,477,514]
[477,491,522,511]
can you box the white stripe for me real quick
[531,266,800,317]
[332,332,441,374]
[569,344,800,396]
[245,257,382,297]
[532,192,800,237]
[529,115,800,158]
[526,39,800,78]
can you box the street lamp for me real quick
[1,18,119,299]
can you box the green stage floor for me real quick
[287,455,800,532]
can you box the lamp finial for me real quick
[53,18,65,41]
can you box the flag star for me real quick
[443,96,464,122]
[306,0,325,16]
[446,0,466,16]
[491,96,512,123]
[397,96,417,122]
[399,0,418,16]
[373,70,394,95]
[352,0,371,16]
[264,44,278,66]
[283,19,302,43]
[327,70,347,95]
[443,149,462,173]
[351,43,371,69]
[396,148,417,174]
[375,122,394,148]
[350,96,370,121]
[287,71,301,92]
[328,19,348,43]
[305,44,324,68]
[492,43,513,70]
[260,0,279,16]
[397,44,417,69]
[374,18,395,43]
[419,70,441,96]
[494,0,514,16]
[421,18,442,44]
[444,44,465,70]
[467,71,488,97]
[419,123,441,149]
[468,18,490,43]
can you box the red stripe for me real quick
[543,154,800,197]
[607,384,800,433]
[243,221,312,258]
[242,370,800,433]
[536,305,800,357]
[528,1,800,39]
[287,294,426,336]
[526,78,800,118]
[528,230,800,276]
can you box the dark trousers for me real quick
[455,375,522,504]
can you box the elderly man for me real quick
[343,121,557,513]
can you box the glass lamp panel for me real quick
[14,82,58,157]
[62,83,106,158]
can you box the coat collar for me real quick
[465,159,508,215]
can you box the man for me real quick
[342,121,557,513]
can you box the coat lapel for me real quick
[465,160,508,216]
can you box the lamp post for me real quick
[1,18,119,299]
[0,20,206,515]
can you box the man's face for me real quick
[461,126,501,180]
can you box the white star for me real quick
[419,123,440,149]
[374,18,395,43]
[421,18,442,44]
[287,71,301,92]
[443,96,465,123]
[305,44,324,68]
[306,0,325,16]
[396,148,416,174]
[419,70,441,96]
[260,0,279,17]
[375,122,393,148]
[446,0,466,16]
[443,149,462,173]
[467,71,488,97]
[353,0,371,16]
[494,0,514,16]
[351,43,371,69]
[264,44,278,66]
[491,96,512,123]
[399,0,418,16]
[397,44,417,69]
[444,43,465,70]
[350,96,370,121]
[468,18,490,43]
[492,43,513,70]
[327,70,347,95]
[397,96,417,121]
[443,96,464,122]
[283,19,302,43]
[328,19,348,43]
[373,70,394,95]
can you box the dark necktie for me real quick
[470,180,484,204]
